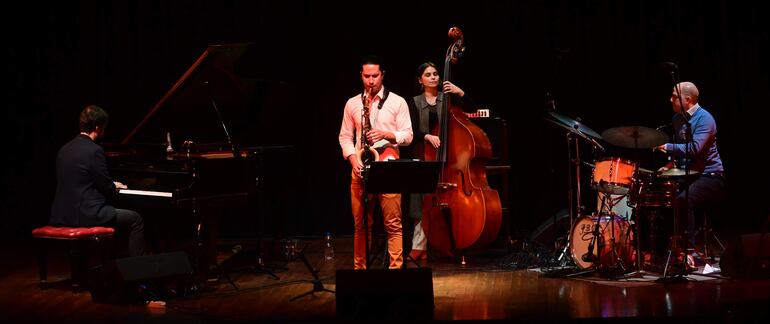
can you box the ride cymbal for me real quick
[601,126,668,149]
[658,168,700,177]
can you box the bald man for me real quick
[655,81,725,262]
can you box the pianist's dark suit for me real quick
[50,134,145,256]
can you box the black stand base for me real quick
[619,269,661,280]
[183,264,239,294]
[215,247,282,291]
[238,256,281,282]
[366,233,389,269]
[655,274,689,284]
[564,268,600,278]
[290,244,335,301]
[404,252,423,268]
[215,266,239,291]
[654,247,692,283]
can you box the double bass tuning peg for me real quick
[447,27,465,63]
[455,45,465,57]
[449,45,464,64]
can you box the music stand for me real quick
[363,160,442,269]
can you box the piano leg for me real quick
[181,204,233,294]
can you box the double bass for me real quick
[422,27,503,258]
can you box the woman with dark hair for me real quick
[407,62,477,260]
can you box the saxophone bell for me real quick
[356,145,379,168]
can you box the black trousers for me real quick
[675,175,725,247]
[112,208,145,257]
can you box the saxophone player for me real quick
[338,55,413,269]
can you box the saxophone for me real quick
[356,91,379,171]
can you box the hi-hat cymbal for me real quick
[659,168,700,177]
[545,111,603,148]
[601,126,669,149]
[638,167,654,174]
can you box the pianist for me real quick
[50,105,146,257]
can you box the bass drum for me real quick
[570,216,634,270]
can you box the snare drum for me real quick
[629,179,678,207]
[570,216,634,269]
[592,157,636,195]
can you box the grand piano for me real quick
[105,43,283,270]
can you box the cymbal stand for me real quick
[619,204,663,279]
[555,132,582,266]
[614,140,661,279]
[607,212,627,274]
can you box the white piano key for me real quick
[119,189,173,198]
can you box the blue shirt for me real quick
[667,104,724,174]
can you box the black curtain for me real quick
[4,0,768,240]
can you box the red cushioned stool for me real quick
[31,226,115,292]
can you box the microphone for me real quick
[661,61,678,70]
[581,252,594,262]
[165,132,174,153]
[545,92,556,111]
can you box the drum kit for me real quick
[546,111,699,276]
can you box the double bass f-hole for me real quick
[456,170,472,196]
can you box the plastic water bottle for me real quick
[324,232,334,260]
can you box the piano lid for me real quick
[121,43,274,148]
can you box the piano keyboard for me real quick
[119,189,173,198]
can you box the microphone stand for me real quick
[657,67,692,282]
[544,93,571,265]
[555,131,576,266]
[204,82,278,285]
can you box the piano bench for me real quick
[31,226,115,292]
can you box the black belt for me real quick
[703,172,724,179]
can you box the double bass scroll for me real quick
[421,27,503,257]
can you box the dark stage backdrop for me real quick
[4,1,769,242]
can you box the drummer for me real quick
[654,81,725,254]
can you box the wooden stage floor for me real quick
[2,235,769,322]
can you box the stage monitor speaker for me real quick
[89,251,192,303]
[470,116,509,164]
[721,233,770,279]
[336,268,434,319]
